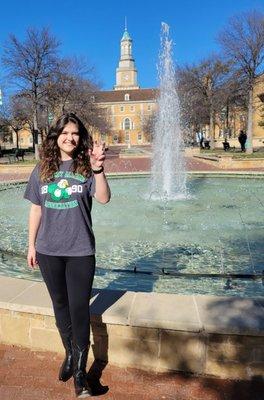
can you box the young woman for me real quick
[24,113,111,398]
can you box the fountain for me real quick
[0,24,263,298]
[151,23,187,199]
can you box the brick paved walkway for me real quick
[0,344,263,400]
[105,156,222,173]
[1,154,263,183]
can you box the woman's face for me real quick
[57,121,80,159]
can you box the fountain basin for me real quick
[0,175,263,297]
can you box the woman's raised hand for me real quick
[88,141,106,170]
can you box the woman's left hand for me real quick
[88,141,106,170]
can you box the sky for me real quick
[0,0,264,91]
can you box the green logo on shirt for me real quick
[48,179,72,201]
[44,179,78,209]
[41,174,86,210]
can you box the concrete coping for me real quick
[0,275,263,337]
[0,170,264,187]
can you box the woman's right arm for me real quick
[27,204,42,269]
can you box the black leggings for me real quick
[36,252,95,349]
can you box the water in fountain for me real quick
[151,22,187,200]
[1,177,263,297]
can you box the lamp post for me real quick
[125,130,131,149]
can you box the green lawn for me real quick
[202,148,264,158]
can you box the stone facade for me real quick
[0,125,33,150]
[93,88,157,146]
[1,307,263,380]
[212,73,264,148]
[253,74,264,140]
[93,28,157,146]
[0,276,263,380]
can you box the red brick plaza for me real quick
[1,148,263,183]
[0,343,263,400]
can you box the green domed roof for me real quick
[121,29,131,41]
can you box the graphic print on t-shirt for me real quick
[48,179,71,201]
[41,170,86,210]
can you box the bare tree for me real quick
[43,57,109,135]
[142,112,156,142]
[177,68,208,139]
[177,56,231,147]
[44,57,91,113]
[2,27,60,158]
[218,10,264,153]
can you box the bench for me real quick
[222,141,230,151]
[15,149,25,161]
[204,140,210,149]
[6,149,25,163]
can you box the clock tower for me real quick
[114,26,140,90]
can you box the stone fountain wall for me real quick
[0,276,263,380]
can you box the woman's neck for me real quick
[60,152,73,161]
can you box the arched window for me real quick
[124,93,130,101]
[124,118,131,130]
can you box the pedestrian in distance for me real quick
[24,112,111,398]
[238,130,247,152]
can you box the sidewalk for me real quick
[2,155,263,183]
[0,344,263,400]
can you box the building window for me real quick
[125,132,130,143]
[147,105,151,111]
[125,93,130,101]
[138,133,142,143]
[120,106,124,112]
[124,118,131,130]
[130,105,134,111]
[90,95,95,102]
[113,134,119,143]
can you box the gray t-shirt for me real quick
[24,160,96,256]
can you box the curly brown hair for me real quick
[39,113,93,182]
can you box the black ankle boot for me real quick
[58,327,73,382]
[73,343,92,398]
